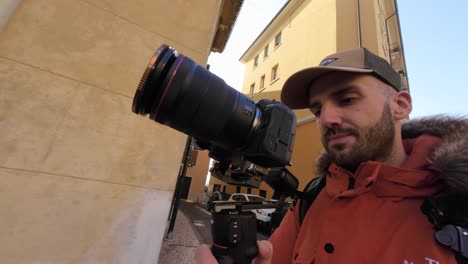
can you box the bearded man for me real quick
[196,48,468,264]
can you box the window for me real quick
[259,190,267,198]
[232,195,246,201]
[250,83,255,95]
[260,75,265,89]
[254,55,259,67]
[213,184,221,192]
[271,64,279,81]
[247,188,252,194]
[275,32,282,47]
[264,45,269,58]
[236,186,241,193]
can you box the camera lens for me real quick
[132,45,261,150]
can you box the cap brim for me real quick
[281,66,373,109]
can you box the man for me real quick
[196,48,468,263]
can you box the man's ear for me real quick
[392,91,412,119]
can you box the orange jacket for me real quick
[269,134,457,264]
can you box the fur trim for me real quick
[314,115,468,194]
[314,151,332,179]
[402,115,468,194]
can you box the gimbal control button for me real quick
[227,218,241,244]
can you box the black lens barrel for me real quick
[132,45,260,151]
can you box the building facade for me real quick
[217,0,408,198]
[0,0,241,262]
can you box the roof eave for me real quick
[211,0,244,53]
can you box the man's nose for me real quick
[318,103,342,128]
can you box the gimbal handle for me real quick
[210,196,287,264]
[211,209,258,264]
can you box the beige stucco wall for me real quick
[241,0,337,95]
[0,0,221,262]
[0,0,21,31]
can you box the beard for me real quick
[321,103,395,172]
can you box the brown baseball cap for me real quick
[280,47,402,109]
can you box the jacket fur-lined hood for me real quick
[315,115,468,194]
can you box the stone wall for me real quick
[0,0,221,262]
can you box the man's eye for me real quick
[340,97,355,105]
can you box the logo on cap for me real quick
[319,58,337,66]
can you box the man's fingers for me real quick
[253,240,273,264]
[194,244,218,264]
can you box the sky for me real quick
[207,0,468,119]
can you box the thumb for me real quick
[194,244,218,264]
[252,240,273,264]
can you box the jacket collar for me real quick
[316,116,468,197]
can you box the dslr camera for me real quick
[132,45,299,264]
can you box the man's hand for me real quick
[194,240,273,264]
[194,244,217,264]
[252,240,273,264]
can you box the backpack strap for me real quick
[421,197,468,264]
[298,176,326,225]
[434,225,468,263]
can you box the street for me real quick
[178,200,270,245]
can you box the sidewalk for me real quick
[158,210,201,264]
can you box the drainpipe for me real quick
[356,0,362,47]
[165,136,192,240]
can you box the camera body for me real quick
[233,98,296,168]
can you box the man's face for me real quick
[308,72,396,171]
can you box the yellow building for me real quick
[209,0,408,199]
[0,0,241,262]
